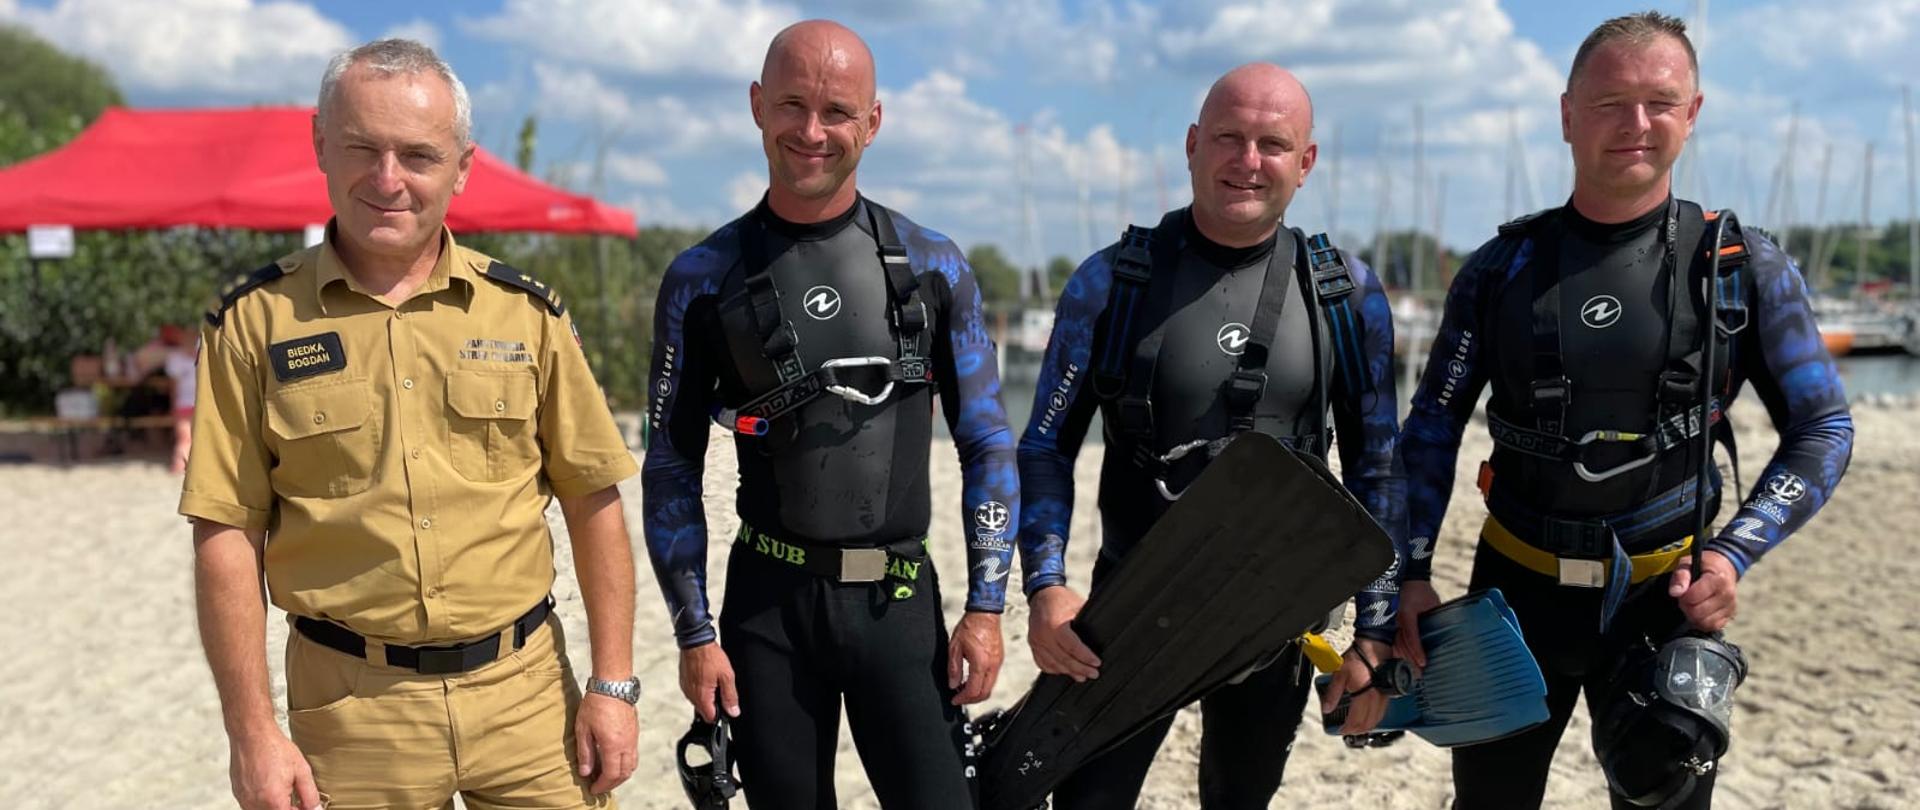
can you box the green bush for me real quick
[0,227,706,415]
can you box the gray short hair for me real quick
[317,39,471,145]
[1568,12,1698,93]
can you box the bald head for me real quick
[1185,62,1318,247]
[1198,63,1313,135]
[761,19,876,106]
[751,19,883,221]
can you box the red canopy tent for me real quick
[0,106,637,237]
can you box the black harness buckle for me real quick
[1531,376,1572,409]
[1539,517,1617,560]
[1657,369,1698,405]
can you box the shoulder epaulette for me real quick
[483,261,564,315]
[1497,207,1558,237]
[204,262,287,327]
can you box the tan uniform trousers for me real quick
[285,615,614,810]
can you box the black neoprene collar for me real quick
[756,194,864,242]
[1562,196,1669,244]
[1182,207,1282,269]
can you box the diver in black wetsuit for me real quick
[1015,63,1408,810]
[641,21,1019,809]
[1399,14,1853,810]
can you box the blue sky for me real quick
[5,0,1918,266]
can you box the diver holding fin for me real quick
[1009,62,1409,809]
[1399,13,1852,809]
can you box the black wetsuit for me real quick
[643,198,1020,809]
[1403,199,1854,809]
[1018,210,1408,809]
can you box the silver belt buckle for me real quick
[1557,557,1607,588]
[839,548,889,582]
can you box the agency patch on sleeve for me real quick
[269,332,347,382]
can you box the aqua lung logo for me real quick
[973,556,1010,584]
[1037,362,1079,435]
[1580,294,1623,329]
[1216,322,1251,356]
[649,345,677,431]
[803,285,842,320]
[1436,330,1473,407]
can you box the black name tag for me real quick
[269,332,346,382]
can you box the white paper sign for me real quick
[28,224,75,259]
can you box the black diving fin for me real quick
[978,432,1396,810]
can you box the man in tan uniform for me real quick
[181,39,640,810]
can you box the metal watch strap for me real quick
[585,676,641,704]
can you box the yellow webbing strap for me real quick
[1299,632,1345,674]
[1481,516,1692,584]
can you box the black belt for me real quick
[1486,474,1711,552]
[735,523,927,595]
[294,596,555,675]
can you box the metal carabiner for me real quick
[820,356,896,406]
[1150,437,1230,501]
[1569,429,1658,482]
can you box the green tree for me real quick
[0,229,301,414]
[0,24,124,166]
[514,115,537,173]
[1045,255,1077,296]
[966,243,1020,306]
[1355,230,1463,290]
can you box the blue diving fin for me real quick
[1318,589,1549,747]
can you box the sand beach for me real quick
[0,399,1913,808]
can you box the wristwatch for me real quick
[585,676,641,704]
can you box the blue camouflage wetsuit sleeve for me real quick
[900,219,1021,614]
[1707,232,1853,574]
[1400,236,1526,580]
[1014,249,1114,595]
[641,228,733,649]
[1333,253,1410,641]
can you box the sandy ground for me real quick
[0,399,1915,809]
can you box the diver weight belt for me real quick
[1482,516,1691,587]
[735,523,928,584]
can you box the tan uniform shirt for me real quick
[179,225,637,645]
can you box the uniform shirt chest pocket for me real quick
[446,370,541,483]
[265,381,379,498]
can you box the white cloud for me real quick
[728,171,766,212]
[861,71,1161,263]
[1158,0,1561,113]
[380,18,441,50]
[463,0,800,81]
[859,184,924,211]
[624,193,722,229]
[1,0,352,99]
[528,62,757,153]
[1733,0,1920,71]
[877,71,1020,163]
[809,0,986,24]
[606,152,670,187]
